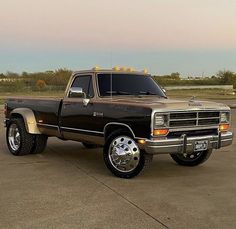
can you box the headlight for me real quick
[155,115,164,126]
[154,114,168,127]
[220,112,229,123]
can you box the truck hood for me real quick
[101,97,230,111]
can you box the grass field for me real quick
[0,90,65,104]
[166,89,236,100]
[0,89,235,104]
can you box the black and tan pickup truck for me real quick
[4,67,233,178]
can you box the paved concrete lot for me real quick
[0,106,236,229]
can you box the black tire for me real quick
[31,135,48,154]
[103,129,153,179]
[170,150,212,166]
[6,118,34,156]
[82,142,99,149]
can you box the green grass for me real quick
[0,89,235,105]
[0,90,65,104]
[166,89,236,100]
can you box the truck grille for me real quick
[169,111,220,128]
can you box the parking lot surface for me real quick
[0,106,236,229]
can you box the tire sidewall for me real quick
[103,130,145,178]
[171,150,212,166]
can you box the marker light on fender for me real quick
[138,139,146,144]
[219,124,230,132]
[153,129,169,136]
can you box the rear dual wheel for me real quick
[6,118,47,156]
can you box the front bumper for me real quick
[145,131,233,154]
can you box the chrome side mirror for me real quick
[69,87,84,98]
[69,87,90,106]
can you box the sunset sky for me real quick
[0,0,236,76]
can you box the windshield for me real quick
[97,73,166,97]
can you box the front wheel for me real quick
[103,130,153,178]
[170,150,212,166]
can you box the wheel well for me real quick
[10,113,24,120]
[104,124,135,139]
[8,113,25,129]
[9,108,41,134]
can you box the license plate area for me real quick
[194,140,208,152]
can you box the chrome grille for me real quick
[170,112,196,120]
[198,112,219,118]
[169,111,220,127]
[198,118,219,125]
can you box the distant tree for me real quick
[22,71,29,78]
[0,73,5,78]
[6,71,19,78]
[170,72,180,80]
[217,70,235,85]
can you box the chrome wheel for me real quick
[8,123,21,151]
[108,136,140,172]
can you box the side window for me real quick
[71,75,94,98]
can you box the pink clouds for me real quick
[0,0,236,51]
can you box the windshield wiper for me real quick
[105,91,132,95]
[137,91,166,98]
[138,91,158,95]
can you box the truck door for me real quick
[60,74,100,141]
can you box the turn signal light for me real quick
[219,124,230,132]
[153,129,169,136]
[138,139,146,144]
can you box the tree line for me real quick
[154,71,236,88]
[0,69,235,92]
[0,69,72,92]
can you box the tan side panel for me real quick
[11,108,41,134]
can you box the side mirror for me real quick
[69,87,90,106]
[161,87,166,94]
[69,87,85,98]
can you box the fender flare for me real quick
[103,122,136,139]
[10,108,41,134]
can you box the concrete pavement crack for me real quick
[48,146,169,229]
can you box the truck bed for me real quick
[6,96,63,136]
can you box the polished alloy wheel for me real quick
[8,123,21,151]
[108,136,140,172]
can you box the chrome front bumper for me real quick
[145,131,233,154]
